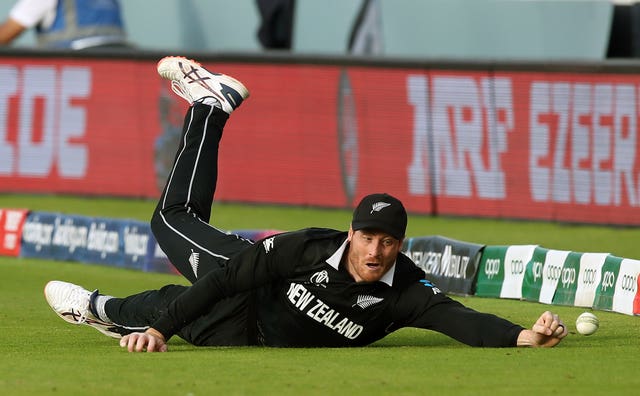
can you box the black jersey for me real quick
[152,228,524,347]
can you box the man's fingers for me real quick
[532,311,566,336]
[135,334,148,352]
[554,323,568,338]
[128,333,141,352]
[118,333,147,352]
[120,333,138,352]
[119,332,166,353]
[532,322,553,336]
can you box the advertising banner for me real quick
[634,276,640,315]
[573,253,609,308]
[537,249,571,305]
[0,58,159,197]
[521,246,548,303]
[611,258,640,315]
[0,208,28,256]
[589,255,640,315]
[475,246,508,298]
[551,252,582,306]
[5,57,640,225]
[21,211,69,260]
[593,255,622,311]
[121,222,153,270]
[402,235,484,295]
[498,245,537,299]
[19,210,175,273]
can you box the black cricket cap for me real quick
[351,193,407,240]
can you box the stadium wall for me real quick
[0,0,612,60]
[3,52,640,225]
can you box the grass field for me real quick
[1,194,639,396]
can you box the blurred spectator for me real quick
[256,0,295,50]
[348,0,383,55]
[0,0,131,50]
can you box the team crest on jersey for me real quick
[310,270,329,287]
[420,279,441,294]
[262,237,275,253]
[352,295,384,309]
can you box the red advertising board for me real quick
[3,56,640,225]
[0,208,28,256]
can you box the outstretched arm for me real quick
[517,310,568,347]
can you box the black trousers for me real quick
[105,104,255,346]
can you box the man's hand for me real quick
[517,310,568,347]
[120,328,168,352]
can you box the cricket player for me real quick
[44,56,568,352]
[0,0,129,49]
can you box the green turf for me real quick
[1,194,640,395]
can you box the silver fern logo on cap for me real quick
[370,202,391,214]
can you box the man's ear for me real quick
[347,225,354,241]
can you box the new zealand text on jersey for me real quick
[286,282,363,340]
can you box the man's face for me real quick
[346,227,403,282]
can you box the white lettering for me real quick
[306,299,326,320]
[593,84,613,205]
[87,222,119,258]
[52,218,88,253]
[22,221,54,251]
[0,66,17,174]
[571,83,592,204]
[0,65,89,178]
[601,271,616,291]
[407,75,511,199]
[340,321,364,339]
[123,226,149,257]
[530,81,639,206]
[287,283,315,310]
[407,75,430,195]
[484,258,501,279]
[18,66,56,176]
[4,210,24,231]
[58,67,89,177]
[532,261,543,282]
[561,267,576,288]
[286,282,363,340]
[614,84,636,206]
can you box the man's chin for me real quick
[361,269,384,282]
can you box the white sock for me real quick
[197,96,222,108]
[94,295,114,323]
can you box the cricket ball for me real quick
[576,312,599,336]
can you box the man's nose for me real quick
[368,240,382,256]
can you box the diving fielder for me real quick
[44,56,568,351]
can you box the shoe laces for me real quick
[66,287,94,324]
[170,80,193,104]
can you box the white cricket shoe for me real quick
[157,56,249,114]
[44,280,122,339]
